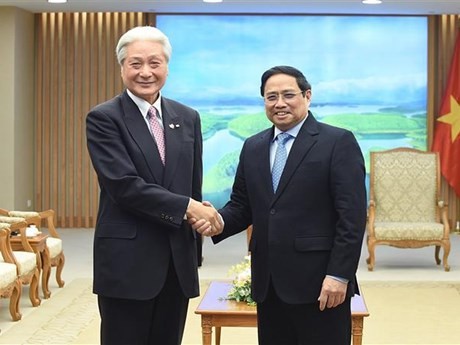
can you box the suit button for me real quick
[270,209,276,215]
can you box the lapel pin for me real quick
[175,124,180,128]
[169,124,175,129]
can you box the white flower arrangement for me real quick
[227,255,256,306]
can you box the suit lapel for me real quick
[121,91,165,184]
[272,113,319,203]
[256,128,275,200]
[161,99,184,189]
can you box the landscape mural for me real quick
[157,15,428,207]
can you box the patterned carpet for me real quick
[1,279,460,344]
[359,281,460,345]
[0,279,98,344]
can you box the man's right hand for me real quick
[186,199,223,236]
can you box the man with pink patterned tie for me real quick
[86,26,221,345]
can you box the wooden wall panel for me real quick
[35,12,147,227]
[428,15,460,231]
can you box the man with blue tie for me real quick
[195,65,367,344]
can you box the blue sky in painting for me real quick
[157,15,427,107]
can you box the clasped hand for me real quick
[186,199,223,237]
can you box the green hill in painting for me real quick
[201,111,427,202]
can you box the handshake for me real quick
[186,199,223,237]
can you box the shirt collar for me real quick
[272,113,308,142]
[126,89,163,120]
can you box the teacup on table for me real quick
[26,226,40,237]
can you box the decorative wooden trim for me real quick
[35,12,147,227]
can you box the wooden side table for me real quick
[195,280,369,345]
[10,233,51,299]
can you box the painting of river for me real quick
[157,15,428,207]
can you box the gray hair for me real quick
[115,26,172,65]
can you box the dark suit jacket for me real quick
[215,112,367,304]
[86,90,202,300]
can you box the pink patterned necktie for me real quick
[148,106,166,165]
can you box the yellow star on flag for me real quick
[437,95,460,142]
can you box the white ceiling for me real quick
[0,0,459,15]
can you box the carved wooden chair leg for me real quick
[54,252,65,287]
[366,240,375,271]
[442,242,450,272]
[9,279,22,321]
[434,245,441,265]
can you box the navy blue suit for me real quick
[86,90,202,344]
[214,112,367,344]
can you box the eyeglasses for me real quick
[263,91,304,104]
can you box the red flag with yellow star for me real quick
[432,30,460,197]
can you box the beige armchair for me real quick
[0,227,22,321]
[366,147,451,271]
[0,208,65,290]
[0,222,40,307]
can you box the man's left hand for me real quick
[317,276,347,311]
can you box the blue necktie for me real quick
[272,132,292,192]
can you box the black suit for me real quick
[86,90,202,344]
[214,112,367,344]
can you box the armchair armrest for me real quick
[8,222,34,253]
[0,227,17,265]
[437,200,450,237]
[38,209,60,238]
[367,200,376,236]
